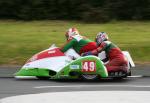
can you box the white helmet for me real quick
[65,28,79,40]
[95,32,109,45]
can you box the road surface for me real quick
[0,64,150,99]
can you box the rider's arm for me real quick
[91,42,107,55]
[60,39,77,52]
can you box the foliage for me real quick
[0,0,150,22]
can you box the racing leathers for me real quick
[83,41,128,72]
[61,35,97,55]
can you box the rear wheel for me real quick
[112,77,123,80]
[108,71,127,79]
[127,69,131,76]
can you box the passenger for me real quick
[82,32,128,72]
[60,28,97,55]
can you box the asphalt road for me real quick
[0,64,150,99]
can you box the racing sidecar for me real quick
[15,45,135,80]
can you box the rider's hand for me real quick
[81,52,92,56]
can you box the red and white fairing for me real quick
[23,47,72,72]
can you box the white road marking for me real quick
[34,84,150,89]
[1,91,150,103]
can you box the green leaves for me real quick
[0,0,150,21]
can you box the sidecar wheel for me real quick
[81,74,98,80]
[36,76,50,80]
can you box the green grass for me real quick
[0,20,150,65]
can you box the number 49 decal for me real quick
[82,61,96,72]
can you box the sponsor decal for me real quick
[70,65,80,69]
[48,50,56,54]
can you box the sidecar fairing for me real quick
[15,44,135,80]
[15,46,108,80]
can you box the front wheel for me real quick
[36,76,50,80]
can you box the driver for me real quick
[60,28,97,55]
[82,32,128,72]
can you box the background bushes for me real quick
[0,0,150,22]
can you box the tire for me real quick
[127,69,131,76]
[81,74,98,80]
[108,71,128,79]
[36,76,50,80]
[112,77,123,80]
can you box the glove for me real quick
[82,52,92,56]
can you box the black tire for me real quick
[127,70,131,76]
[81,74,99,80]
[112,77,123,80]
[36,76,50,80]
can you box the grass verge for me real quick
[0,20,150,65]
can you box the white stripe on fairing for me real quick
[34,84,150,89]
[1,91,150,103]
[127,75,143,78]
[23,56,72,72]
[14,76,37,79]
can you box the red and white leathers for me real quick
[90,41,128,72]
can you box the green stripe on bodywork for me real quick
[15,68,50,77]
